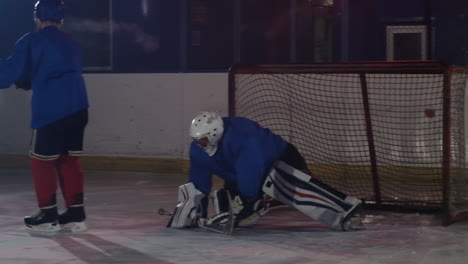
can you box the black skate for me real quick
[59,206,87,233]
[24,206,60,233]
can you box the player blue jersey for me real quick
[0,26,89,129]
[189,117,288,198]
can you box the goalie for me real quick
[168,111,363,231]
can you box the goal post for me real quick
[228,61,468,225]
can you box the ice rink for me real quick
[0,168,467,264]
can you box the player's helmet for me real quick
[34,0,65,23]
[190,111,224,156]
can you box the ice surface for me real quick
[0,168,467,264]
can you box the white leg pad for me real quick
[262,161,362,229]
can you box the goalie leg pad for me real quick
[262,161,362,230]
[213,189,232,214]
[212,189,243,215]
[167,183,206,228]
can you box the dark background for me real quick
[1,0,467,73]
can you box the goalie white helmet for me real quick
[190,111,224,156]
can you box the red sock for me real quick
[30,158,58,208]
[57,155,84,207]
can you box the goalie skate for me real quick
[198,191,235,235]
[198,212,234,235]
[342,216,364,231]
[160,207,234,235]
[256,195,288,216]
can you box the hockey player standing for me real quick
[0,0,89,233]
[168,111,363,231]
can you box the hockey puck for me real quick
[158,208,172,216]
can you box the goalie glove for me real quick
[167,182,206,228]
[14,80,32,91]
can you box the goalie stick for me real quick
[158,191,234,235]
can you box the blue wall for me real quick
[0,1,36,58]
[344,0,468,66]
[2,0,467,72]
[0,0,234,73]
[111,0,181,72]
[344,0,428,62]
[433,0,468,66]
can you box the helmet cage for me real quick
[190,112,224,156]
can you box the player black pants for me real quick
[29,109,88,208]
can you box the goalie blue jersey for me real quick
[0,26,89,129]
[189,117,288,198]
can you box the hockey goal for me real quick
[228,61,468,225]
